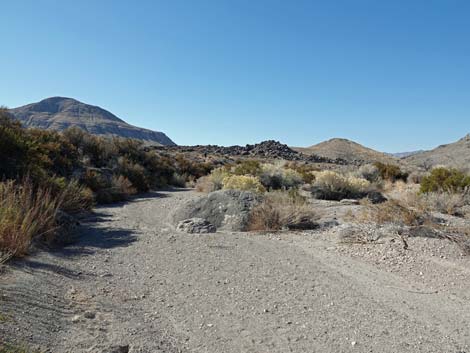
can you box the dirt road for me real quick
[1,189,470,352]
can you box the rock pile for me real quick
[154,140,348,164]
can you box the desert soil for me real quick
[1,189,470,353]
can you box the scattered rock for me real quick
[71,315,81,323]
[177,218,216,234]
[105,345,130,353]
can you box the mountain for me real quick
[294,138,399,165]
[390,151,424,158]
[9,97,176,146]
[404,134,470,169]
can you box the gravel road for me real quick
[1,189,470,352]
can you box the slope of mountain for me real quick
[404,134,470,169]
[294,138,399,164]
[9,97,176,146]
[390,150,424,158]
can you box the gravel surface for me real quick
[1,189,470,352]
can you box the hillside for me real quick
[294,138,399,165]
[9,97,176,146]
[404,134,470,169]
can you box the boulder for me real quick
[177,218,216,234]
[173,190,260,232]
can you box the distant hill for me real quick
[294,138,399,165]
[404,134,470,169]
[390,151,424,158]
[9,97,176,146]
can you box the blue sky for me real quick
[1,1,469,152]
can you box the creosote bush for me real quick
[374,162,408,182]
[420,167,470,193]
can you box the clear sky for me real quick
[1,1,469,152]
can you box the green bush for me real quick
[116,157,149,193]
[420,167,470,193]
[232,160,262,176]
[259,163,303,190]
[374,162,408,182]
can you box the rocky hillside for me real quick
[156,140,347,164]
[294,138,399,165]
[9,97,176,146]
[404,134,470,169]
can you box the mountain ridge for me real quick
[404,133,470,169]
[9,97,176,146]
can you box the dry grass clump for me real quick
[360,199,423,227]
[47,178,94,214]
[353,164,381,183]
[311,170,372,200]
[95,176,137,204]
[222,175,266,193]
[259,162,304,190]
[0,180,61,260]
[386,181,470,217]
[248,190,316,231]
[195,167,231,193]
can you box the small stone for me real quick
[84,311,96,319]
[351,341,357,346]
[71,315,81,323]
[108,345,129,353]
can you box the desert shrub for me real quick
[194,167,231,193]
[222,175,266,193]
[420,167,470,193]
[80,169,109,192]
[361,200,422,227]
[174,154,214,179]
[419,191,469,216]
[26,129,79,177]
[284,162,318,184]
[0,180,61,259]
[374,162,408,182]
[93,176,137,204]
[248,190,316,231]
[44,177,94,214]
[171,173,188,187]
[116,157,149,192]
[311,171,371,200]
[354,164,381,183]
[259,162,303,190]
[232,160,262,176]
[140,152,175,187]
[407,170,425,184]
[195,175,217,193]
